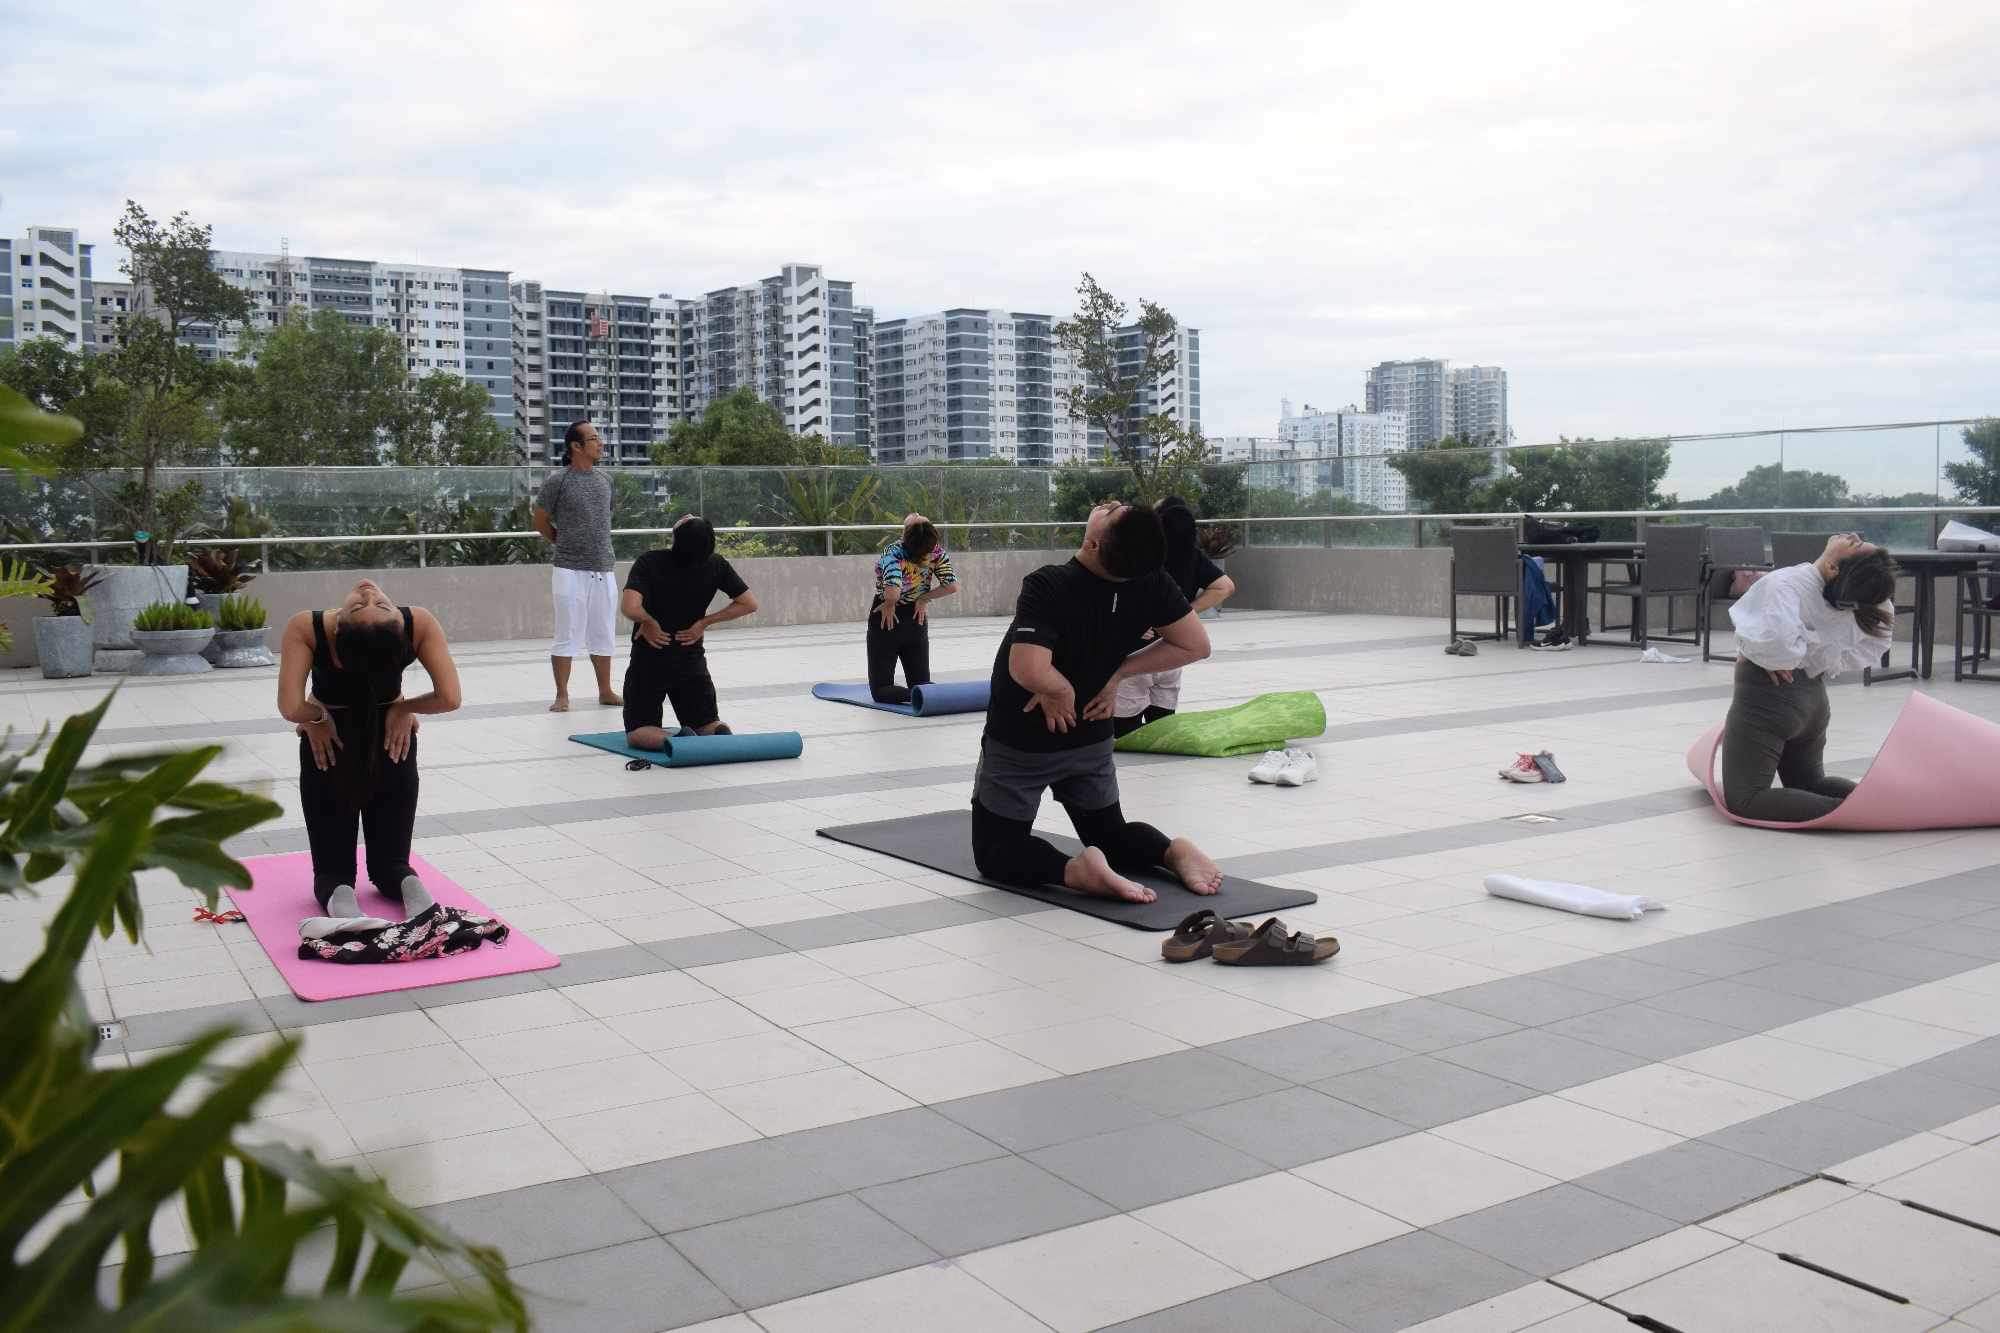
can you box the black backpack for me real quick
[1524,515,1601,545]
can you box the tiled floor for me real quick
[9,607,2000,1331]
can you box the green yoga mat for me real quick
[1113,691,1326,757]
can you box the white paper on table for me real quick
[1484,873,1665,921]
[1938,520,2000,552]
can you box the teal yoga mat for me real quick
[1114,691,1327,758]
[812,680,991,717]
[570,730,804,767]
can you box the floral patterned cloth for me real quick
[297,904,509,964]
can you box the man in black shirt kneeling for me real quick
[974,501,1225,904]
[621,516,759,748]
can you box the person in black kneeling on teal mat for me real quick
[621,516,759,749]
[972,500,1227,905]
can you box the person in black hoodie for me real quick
[1112,496,1236,737]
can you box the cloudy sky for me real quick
[3,0,1994,489]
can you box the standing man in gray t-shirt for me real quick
[533,420,622,713]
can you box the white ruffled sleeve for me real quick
[1818,601,1895,678]
[1728,563,1818,670]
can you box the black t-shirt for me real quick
[985,559,1192,752]
[1180,552,1226,601]
[624,551,748,651]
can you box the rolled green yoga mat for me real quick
[1112,691,1326,757]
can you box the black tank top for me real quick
[310,606,417,707]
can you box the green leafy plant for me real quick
[0,558,56,654]
[216,594,267,632]
[34,565,103,620]
[0,383,81,477]
[0,695,525,1328]
[186,547,256,595]
[131,601,213,632]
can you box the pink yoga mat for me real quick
[1687,691,2000,831]
[227,853,560,1002]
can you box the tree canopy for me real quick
[648,386,865,467]
[1052,272,1208,503]
[1946,419,2000,507]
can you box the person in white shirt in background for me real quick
[1722,533,1896,822]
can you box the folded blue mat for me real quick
[569,730,804,767]
[812,680,990,717]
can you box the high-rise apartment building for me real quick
[1448,365,1509,444]
[871,309,1090,464]
[1,227,98,354]
[1280,402,1410,509]
[1102,324,1201,453]
[92,280,135,350]
[511,282,685,466]
[1365,359,1448,447]
[686,264,869,450]
[193,250,513,436]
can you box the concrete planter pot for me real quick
[129,627,215,676]
[194,593,226,662]
[33,615,94,678]
[87,565,190,670]
[209,627,274,669]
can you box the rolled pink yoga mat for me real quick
[1687,691,2000,831]
[226,852,559,1002]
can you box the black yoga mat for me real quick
[816,809,1317,931]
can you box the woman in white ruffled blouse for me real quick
[1722,533,1897,821]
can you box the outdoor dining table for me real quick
[1519,540,1644,647]
[1869,549,2000,684]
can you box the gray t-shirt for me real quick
[536,468,615,572]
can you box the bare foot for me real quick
[598,692,624,706]
[548,696,570,713]
[1164,838,1224,895]
[1063,846,1156,904]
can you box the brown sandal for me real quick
[1211,917,1340,966]
[1162,910,1255,963]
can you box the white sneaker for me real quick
[1248,750,1288,784]
[1275,748,1319,786]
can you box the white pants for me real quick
[551,567,618,659]
[1115,667,1183,717]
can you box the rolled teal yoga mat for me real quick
[1113,691,1327,758]
[570,730,804,767]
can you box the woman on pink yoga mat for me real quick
[1721,533,1896,822]
[277,579,469,949]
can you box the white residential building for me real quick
[1280,401,1410,510]
[511,283,685,466]
[685,264,869,450]
[1449,364,1509,444]
[1365,359,1448,447]
[93,280,135,350]
[1,226,98,354]
[871,309,1092,464]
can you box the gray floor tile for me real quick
[1103,1280,1351,1332]
[1028,1120,1270,1209]
[1792,903,1953,939]
[1435,976,1611,1026]
[1813,1069,2000,1133]
[258,990,420,1027]
[601,1137,846,1233]
[863,898,999,933]
[1640,978,1834,1030]
[1542,1003,1751,1062]
[119,998,275,1050]
[1068,1048,1290,1116]
[1433,1183,1677,1275]
[1801,936,1984,982]
[513,1237,735,1333]
[1535,955,1703,1002]
[416,1176,652,1272]
[1323,998,1520,1053]
[644,929,789,969]
[858,1155,1114,1256]
[1909,1038,2000,1092]
[1271,1231,1529,1333]
[668,1194,936,1308]
[1701,1102,1909,1173]
[1178,1086,1407,1168]
[1575,1140,1804,1224]
[1619,936,1786,978]
[1437,1028,1649,1093]
[542,943,675,987]
[1865,888,1997,922]
[935,1076,1159,1152]
[1312,1055,1537,1128]
[1730,959,1915,1006]
[783,1107,1005,1191]
[756,913,894,951]
[407,971,552,1008]
[1890,921,2000,961]
[952,889,1051,918]
[1218,1023,1409,1084]
[1913,868,2000,905]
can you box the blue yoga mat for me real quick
[812,680,991,717]
[569,730,804,767]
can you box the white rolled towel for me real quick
[1484,873,1665,921]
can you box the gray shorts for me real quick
[973,736,1121,824]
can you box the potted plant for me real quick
[129,598,215,675]
[0,557,54,667]
[31,564,104,678]
[189,548,256,661]
[210,593,274,668]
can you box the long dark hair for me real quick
[1827,550,1897,637]
[1156,496,1199,596]
[333,617,412,796]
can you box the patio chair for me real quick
[1598,523,1707,647]
[1701,526,1769,663]
[1448,526,1519,645]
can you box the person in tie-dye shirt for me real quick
[867,514,959,703]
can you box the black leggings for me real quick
[971,797,1172,887]
[299,717,420,912]
[867,600,931,704]
[1111,706,1176,739]
[1720,658,1855,823]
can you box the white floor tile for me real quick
[1749,1191,2000,1316]
[735,977,905,1027]
[1667,1034,1894,1100]
[333,1079,535,1153]
[800,935,955,977]
[498,1053,694,1120]
[1767,1009,1974,1065]
[456,1019,640,1078]
[1613,1226,1938,1331]
[958,1214,1243,1333]
[859,1041,1058,1103]
[600,998,778,1052]
[749,1257,1047,1333]
[556,968,719,1018]
[1826,1131,1961,1185]
[1858,983,2000,1037]
[1135,1172,1410,1279]
[283,1010,450,1063]
[1705,1178,1859,1239]
[1559,1065,1791,1138]
[542,1092,760,1172]
[657,1030,842,1090]
[708,1066,915,1135]
[365,1123,586,1210]
[422,989,590,1040]
[1294,1131,1558,1226]
[307,1044,489,1105]
[685,952,842,997]
[1434,1095,1683,1180]
[1555,1225,1736,1298]
[794,1007,973,1063]
[1401,1282,1586,1333]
